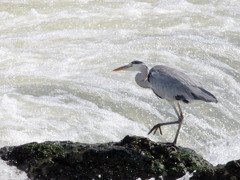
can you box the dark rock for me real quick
[192,160,240,180]
[0,135,239,180]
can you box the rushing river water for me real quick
[0,0,239,179]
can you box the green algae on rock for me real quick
[0,136,239,180]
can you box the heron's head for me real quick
[113,60,145,72]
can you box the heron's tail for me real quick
[192,87,218,103]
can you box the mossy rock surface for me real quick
[0,136,239,180]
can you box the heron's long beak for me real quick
[113,65,130,71]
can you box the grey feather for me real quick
[148,65,218,103]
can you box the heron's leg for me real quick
[171,103,180,119]
[148,103,180,136]
[172,103,184,144]
[177,102,184,119]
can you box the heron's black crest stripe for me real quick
[131,60,143,64]
[175,95,189,103]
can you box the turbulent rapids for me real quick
[0,0,239,179]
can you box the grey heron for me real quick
[113,60,218,145]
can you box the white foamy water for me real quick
[0,0,240,179]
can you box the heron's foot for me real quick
[148,124,163,135]
[161,142,176,147]
[161,142,180,150]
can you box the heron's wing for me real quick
[148,65,217,103]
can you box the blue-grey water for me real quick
[0,0,239,179]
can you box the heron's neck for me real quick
[135,65,150,88]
